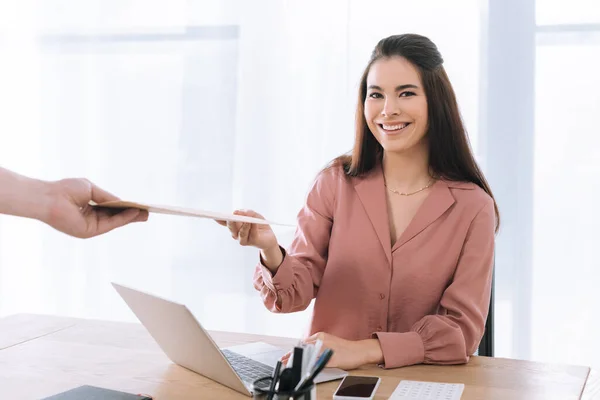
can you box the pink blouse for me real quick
[253,163,495,368]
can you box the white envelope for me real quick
[91,200,294,227]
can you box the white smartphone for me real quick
[332,375,381,400]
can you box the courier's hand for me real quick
[43,178,148,238]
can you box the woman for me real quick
[219,33,499,370]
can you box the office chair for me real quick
[477,261,495,357]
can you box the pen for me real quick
[266,360,282,400]
[294,348,334,392]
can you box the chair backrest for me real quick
[477,259,495,357]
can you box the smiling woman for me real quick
[364,61,428,155]
[342,34,498,205]
[219,34,501,370]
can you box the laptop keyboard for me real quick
[221,349,275,389]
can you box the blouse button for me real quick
[379,293,386,300]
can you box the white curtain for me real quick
[1,0,597,372]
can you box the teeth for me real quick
[382,123,408,130]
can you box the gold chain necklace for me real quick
[384,177,436,196]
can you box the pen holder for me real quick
[252,376,316,400]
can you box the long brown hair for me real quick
[334,33,500,231]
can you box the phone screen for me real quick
[335,376,380,397]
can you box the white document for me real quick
[92,200,294,226]
[389,380,464,400]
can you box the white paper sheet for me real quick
[389,380,464,400]
[92,200,294,226]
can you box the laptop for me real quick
[111,283,348,396]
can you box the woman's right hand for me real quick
[217,210,283,271]
[216,209,278,251]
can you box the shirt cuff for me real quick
[259,246,294,292]
[373,331,425,369]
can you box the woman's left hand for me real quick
[280,332,383,370]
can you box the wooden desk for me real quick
[0,314,596,400]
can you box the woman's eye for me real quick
[368,92,383,99]
[400,91,416,97]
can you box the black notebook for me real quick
[41,385,152,400]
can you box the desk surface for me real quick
[0,314,596,400]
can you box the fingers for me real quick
[218,209,272,248]
[238,223,251,245]
[133,210,149,222]
[89,181,120,204]
[223,210,260,243]
[92,208,142,237]
[280,351,292,367]
[303,332,324,344]
[226,220,243,240]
